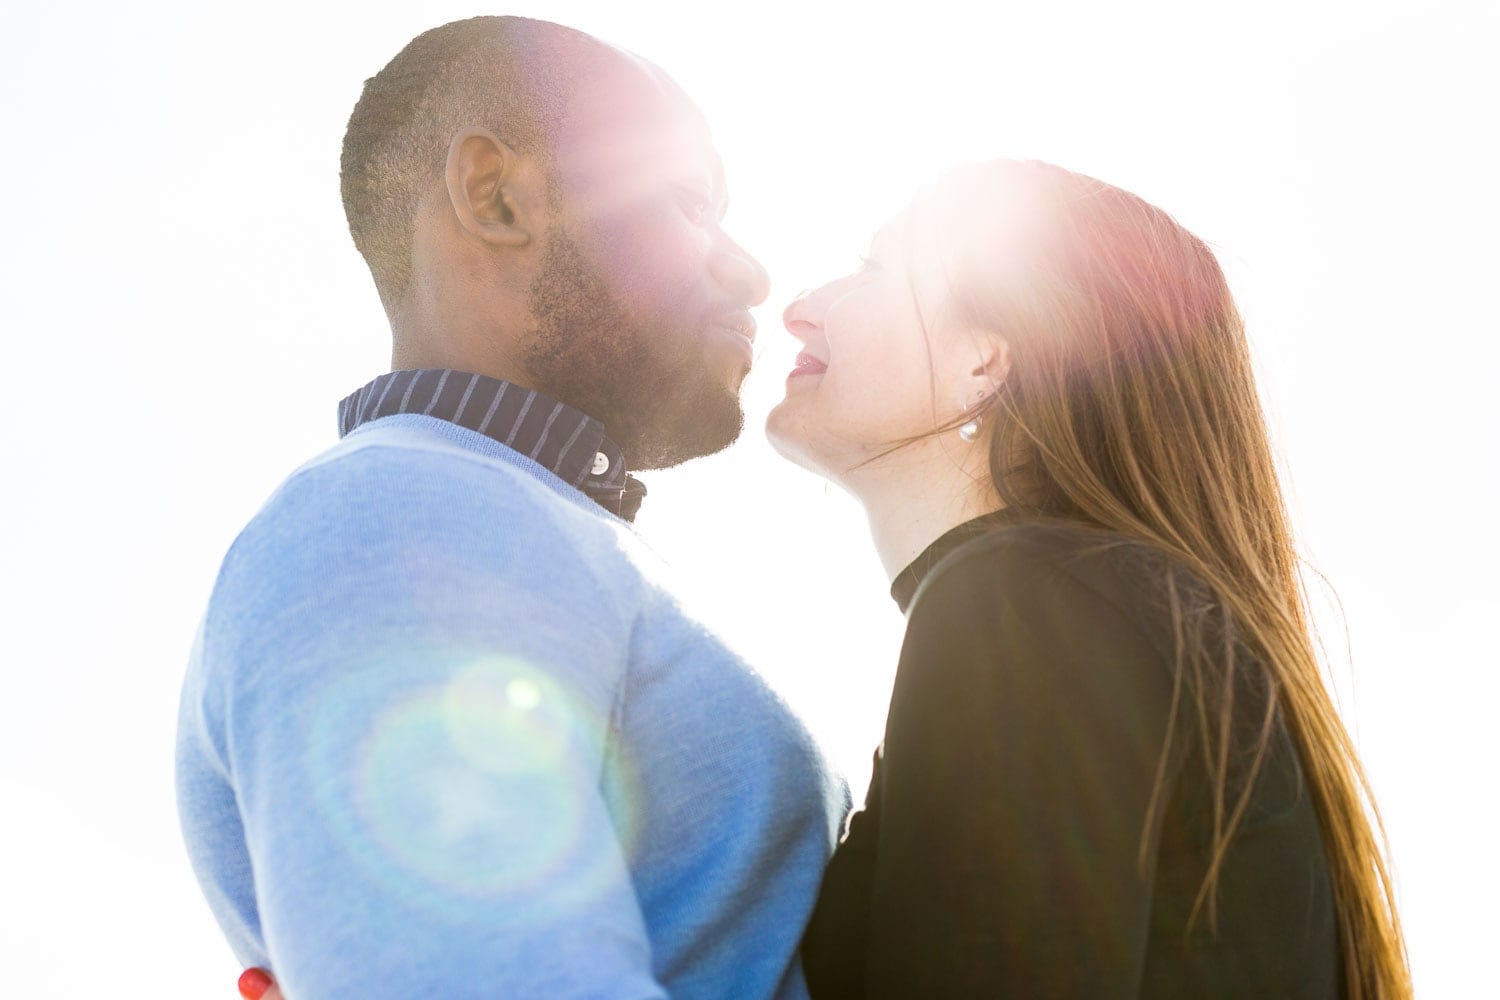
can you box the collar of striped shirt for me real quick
[337,369,647,522]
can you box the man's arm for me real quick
[190,455,665,998]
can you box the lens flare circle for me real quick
[309,654,638,924]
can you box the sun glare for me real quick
[1,1,1494,996]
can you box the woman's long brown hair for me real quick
[910,161,1409,998]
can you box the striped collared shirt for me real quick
[337,369,647,521]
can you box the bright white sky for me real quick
[1,0,1496,995]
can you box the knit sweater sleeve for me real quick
[176,443,666,999]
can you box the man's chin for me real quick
[629,392,745,471]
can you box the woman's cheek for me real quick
[827,369,893,447]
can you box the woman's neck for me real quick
[845,444,1003,583]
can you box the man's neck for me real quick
[388,287,531,387]
[389,338,529,389]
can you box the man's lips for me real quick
[709,314,756,365]
[789,352,827,378]
[711,312,757,345]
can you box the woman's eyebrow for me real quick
[868,230,897,257]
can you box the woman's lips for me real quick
[789,352,828,379]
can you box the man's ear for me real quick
[444,128,539,248]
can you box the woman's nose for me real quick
[782,290,820,344]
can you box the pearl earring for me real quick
[958,417,982,442]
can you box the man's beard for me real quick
[522,225,746,470]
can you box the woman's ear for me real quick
[957,335,1012,410]
[444,127,539,248]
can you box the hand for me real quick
[238,968,285,1000]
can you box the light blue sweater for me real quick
[176,414,849,998]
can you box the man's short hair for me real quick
[340,16,607,307]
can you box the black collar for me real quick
[338,370,647,522]
[890,508,1027,613]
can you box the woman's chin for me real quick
[764,404,826,476]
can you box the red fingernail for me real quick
[238,968,273,1000]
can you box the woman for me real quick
[769,160,1409,997]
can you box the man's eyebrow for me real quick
[711,157,730,219]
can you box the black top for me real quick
[338,370,647,521]
[802,514,1340,998]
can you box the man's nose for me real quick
[710,236,771,308]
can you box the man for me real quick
[176,16,848,999]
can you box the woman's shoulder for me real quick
[888,519,1195,799]
[904,517,1238,693]
[912,518,1180,622]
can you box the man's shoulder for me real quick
[294,418,585,512]
[210,420,645,618]
[263,419,616,543]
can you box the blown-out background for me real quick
[2,1,1495,995]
